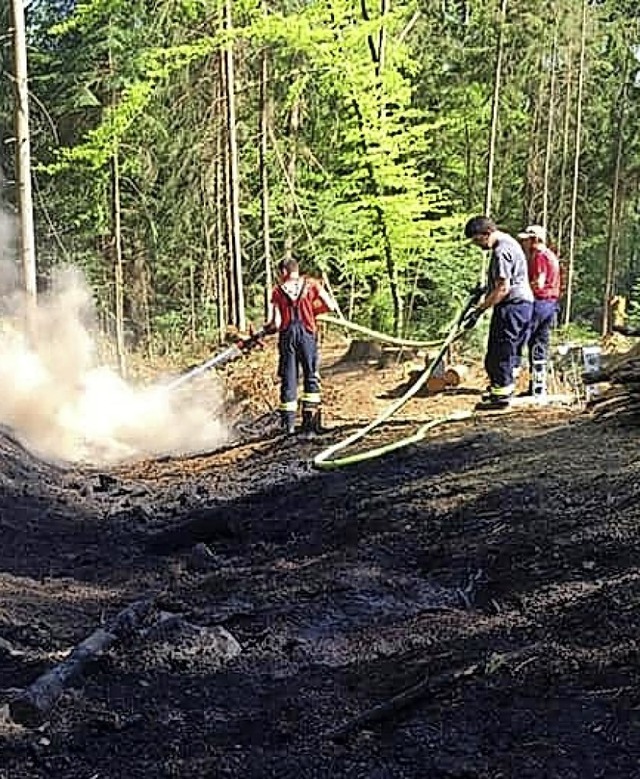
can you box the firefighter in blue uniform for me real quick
[265,259,336,435]
[464,215,534,408]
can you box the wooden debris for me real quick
[426,375,447,394]
[588,341,640,421]
[325,642,554,742]
[9,598,155,726]
[325,662,479,741]
[443,364,469,388]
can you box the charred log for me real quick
[9,598,154,726]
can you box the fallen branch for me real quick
[9,598,155,726]
[326,642,549,742]
[325,662,480,742]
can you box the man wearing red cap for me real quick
[517,225,561,394]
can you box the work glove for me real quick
[469,283,488,302]
[263,322,278,336]
[243,324,267,349]
[461,306,483,331]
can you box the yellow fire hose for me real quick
[312,287,485,470]
[317,314,444,349]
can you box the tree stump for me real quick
[342,340,383,364]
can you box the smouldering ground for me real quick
[1,344,640,778]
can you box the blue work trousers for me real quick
[527,299,558,367]
[278,320,320,420]
[485,301,533,391]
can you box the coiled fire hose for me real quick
[312,286,486,470]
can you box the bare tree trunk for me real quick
[464,122,475,209]
[215,144,226,342]
[259,35,273,320]
[377,0,388,77]
[359,0,402,335]
[221,50,236,328]
[555,48,573,259]
[213,59,226,342]
[524,55,544,225]
[223,130,236,327]
[484,0,507,217]
[111,149,127,376]
[542,28,558,230]
[562,0,587,327]
[188,258,196,345]
[10,0,37,302]
[602,66,628,336]
[283,95,299,263]
[223,0,246,331]
[348,270,356,321]
[201,182,216,313]
[108,39,127,375]
[129,244,150,350]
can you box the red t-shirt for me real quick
[271,277,329,333]
[528,247,561,301]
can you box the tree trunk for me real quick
[484,0,507,218]
[214,60,226,342]
[359,0,403,335]
[128,243,151,350]
[188,257,196,345]
[223,0,246,332]
[602,64,628,336]
[542,27,558,231]
[377,0,388,78]
[464,122,475,210]
[10,0,37,302]
[556,47,573,259]
[562,0,587,327]
[107,40,127,375]
[283,94,300,263]
[524,54,544,224]
[201,194,216,319]
[111,149,127,377]
[259,34,273,320]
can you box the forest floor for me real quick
[1,335,640,778]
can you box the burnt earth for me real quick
[1,372,640,777]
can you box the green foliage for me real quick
[4,0,640,354]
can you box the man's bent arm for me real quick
[479,278,510,310]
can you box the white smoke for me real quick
[0,216,229,464]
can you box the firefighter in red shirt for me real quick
[265,259,337,435]
[517,224,561,394]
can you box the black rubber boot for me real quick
[301,409,315,438]
[280,410,296,435]
[301,408,324,439]
[475,395,512,411]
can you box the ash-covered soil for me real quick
[1,353,640,778]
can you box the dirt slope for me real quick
[1,345,640,779]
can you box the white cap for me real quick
[518,224,547,243]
